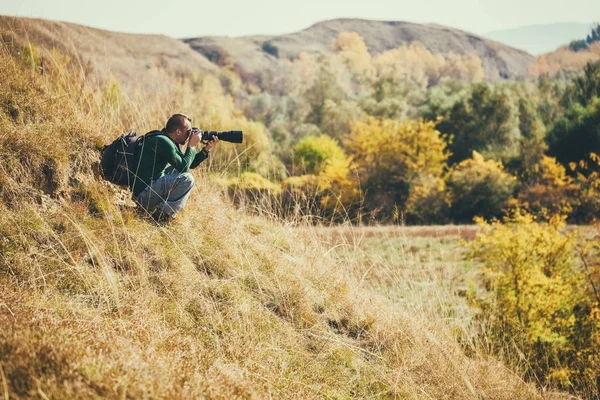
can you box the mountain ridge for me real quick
[185,18,535,81]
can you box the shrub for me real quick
[292,134,346,175]
[287,136,361,221]
[404,175,450,224]
[467,211,599,395]
[261,41,279,57]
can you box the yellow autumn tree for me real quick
[373,42,485,89]
[374,42,444,88]
[440,52,485,82]
[345,117,449,216]
[332,32,376,83]
[515,155,579,219]
[570,152,600,222]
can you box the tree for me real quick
[373,42,444,90]
[586,23,600,45]
[547,98,600,168]
[332,32,375,83]
[566,60,600,107]
[346,117,449,216]
[293,135,346,175]
[569,40,589,52]
[446,151,515,222]
[546,61,600,166]
[512,97,547,176]
[434,83,519,164]
[320,99,364,141]
[304,57,344,127]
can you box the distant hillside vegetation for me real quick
[527,24,600,76]
[185,18,536,81]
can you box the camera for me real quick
[191,127,243,144]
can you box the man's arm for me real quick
[190,149,209,169]
[190,136,219,169]
[156,136,197,172]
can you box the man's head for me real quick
[165,113,192,145]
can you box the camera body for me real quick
[191,127,243,144]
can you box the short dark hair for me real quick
[165,113,192,134]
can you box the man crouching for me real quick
[131,113,218,222]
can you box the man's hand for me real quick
[188,130,201,148]
[203,136,219,152]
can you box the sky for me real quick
[1,0,598,38]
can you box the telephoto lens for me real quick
[200,130,243,144]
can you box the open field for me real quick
[307,224,483,339]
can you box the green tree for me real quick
[547,61,600,165]
[512,97,547,176]
[585,22,600,45]
[566,60,600,107]
[433,83,518,164]
[569,39,589,52]
[548,97,600,166]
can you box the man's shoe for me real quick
[152,210,174,224]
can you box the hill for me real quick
[0,16,217,91]
[185,18,536,81]
[484,22,594,55]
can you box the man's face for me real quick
[175,120,192,145]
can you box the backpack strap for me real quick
[145,129,165,138]
[135,129,164,149]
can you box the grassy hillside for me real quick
[0,37,565,398]
[0,16,217,92]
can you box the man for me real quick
[130,113,218,222]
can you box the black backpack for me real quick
[100,130,163,187]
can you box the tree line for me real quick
[207,32,600,224]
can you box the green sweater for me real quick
[130,132,208,197]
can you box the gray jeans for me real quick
[134,168,195,218]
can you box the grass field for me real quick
[309,225,483,341]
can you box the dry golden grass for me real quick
[0,15,216,92]
[0,40,572,399]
